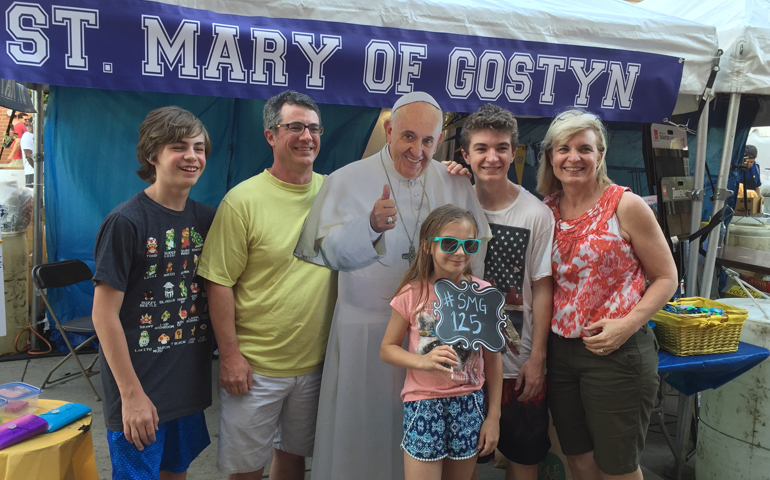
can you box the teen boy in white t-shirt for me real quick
[462,104,555,480]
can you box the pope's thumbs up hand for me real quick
[370,185,397,233]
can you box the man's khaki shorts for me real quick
[216,368,322,474]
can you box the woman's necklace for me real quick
[380,150,427,265]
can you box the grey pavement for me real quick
[0,353,678,479]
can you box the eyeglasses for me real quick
[554,111,600,123]
[431,237,481,255]
[274,122,325,136]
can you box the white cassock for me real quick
[295,146,490,480]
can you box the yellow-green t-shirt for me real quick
[198,170,336,377]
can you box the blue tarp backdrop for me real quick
[43,85,379,348]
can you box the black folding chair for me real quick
[31,260,101,401]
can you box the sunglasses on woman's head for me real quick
[431,237,481,255]
[554,111,600,123]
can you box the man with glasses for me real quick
[295,91,489,480]
[199,90,336,480]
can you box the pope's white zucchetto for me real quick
[391,91,442,113]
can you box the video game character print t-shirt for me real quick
[93,191,216,431]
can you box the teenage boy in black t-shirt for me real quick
[92,106,216,480]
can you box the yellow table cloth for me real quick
[0,399,98,480]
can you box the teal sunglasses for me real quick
[431,236,481,255]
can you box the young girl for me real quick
[381,204,502,480]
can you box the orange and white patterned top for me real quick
[544,185,646,338]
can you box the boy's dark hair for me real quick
[460,104,519,153]
[136,106,211,183]
[263,90,321,133]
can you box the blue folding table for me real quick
[656,342,770,480]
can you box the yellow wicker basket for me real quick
[652,297,749,356]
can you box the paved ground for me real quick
[0,352,686,479]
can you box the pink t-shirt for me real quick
[12,122,27,160]
[390,277,489,403]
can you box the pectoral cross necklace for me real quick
[380,151,428,266]
[403,245,416,264]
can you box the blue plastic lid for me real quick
[0,398,7,408]
[0,382,43,400]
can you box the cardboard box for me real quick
[722,284,765,299]
[735,196,764,215]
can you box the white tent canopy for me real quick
[640,0,770,95]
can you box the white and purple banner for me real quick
[2,0,685,121]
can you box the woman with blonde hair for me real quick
[537,110,677,480]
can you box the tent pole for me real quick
[686,95,711,297]
[30,84,44,350]
[700,92,740,297]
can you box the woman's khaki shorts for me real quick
[546,324,659,476]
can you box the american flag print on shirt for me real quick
[483,223,530,354]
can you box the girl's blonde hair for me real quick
[535,109,613,197]
[391,204,479,307]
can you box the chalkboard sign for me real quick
[432,279,507,353]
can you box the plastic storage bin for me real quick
[0,398,7,423]
[0,383,42,420]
